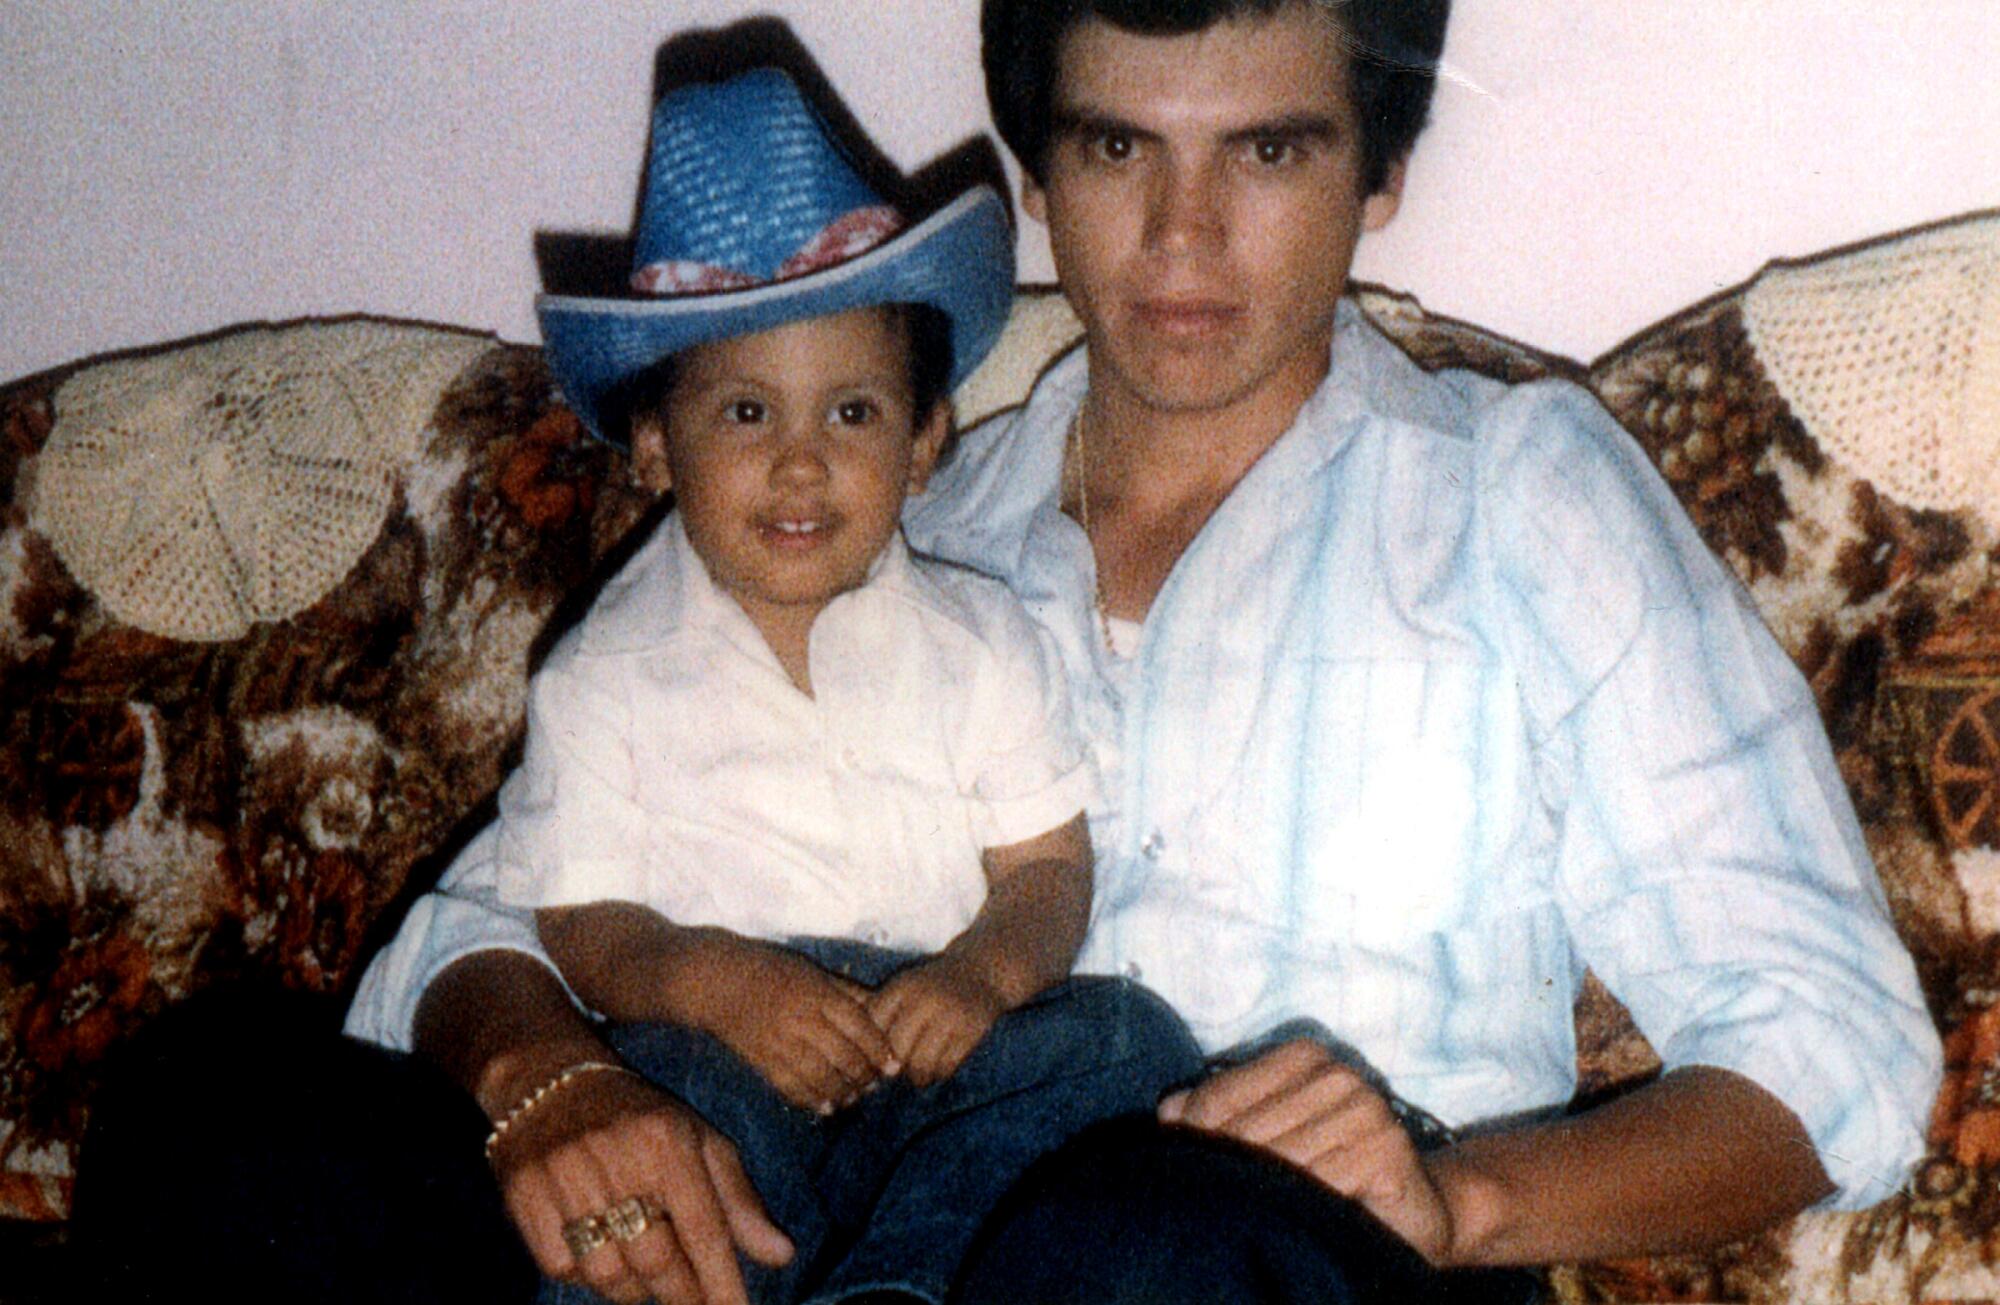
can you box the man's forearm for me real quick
[535,901,739,1027]
[412,948,615,1120]
[1430,1065,1835,1266]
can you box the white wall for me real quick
[4,1,1996,385]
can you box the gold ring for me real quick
[562,1214,611,1261]
[602,1195,656,1242]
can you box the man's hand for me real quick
[866,954,1010,1086]
[691,936,901,1114]
[488,1065,793,1305]
[1158,1038,1455,1263]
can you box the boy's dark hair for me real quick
[611,301,955,445]
[981,0,1450,197]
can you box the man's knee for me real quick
[953,1116,1438,1305]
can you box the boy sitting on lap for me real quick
[487,66,1197,1305]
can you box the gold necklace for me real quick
[1067,405,1119,655]
[1068,405,1092,534]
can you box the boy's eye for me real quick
[832,399,879,426]
[726,398,766,424]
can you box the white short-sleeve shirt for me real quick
[489,514,1095,953]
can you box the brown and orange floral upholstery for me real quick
[2,213,1996,1302]
[0,333,654,1222]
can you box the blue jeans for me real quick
[540,940,1203,1305]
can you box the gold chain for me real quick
[1067,404,1120,654]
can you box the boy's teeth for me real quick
[774,520,818,534]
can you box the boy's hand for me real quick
[866,954,1010,1087]
[692,936,901,1114]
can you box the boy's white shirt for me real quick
[345,512,1096,1048]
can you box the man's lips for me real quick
[1130,297,1243,337]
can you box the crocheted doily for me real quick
[1743,212,2000,521]
[29,320,490,641]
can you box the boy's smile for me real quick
[1025,3,1404,420]
[640,307,947,681]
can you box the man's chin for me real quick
[1109,356,1296,418]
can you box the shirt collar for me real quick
[578,511,942,658]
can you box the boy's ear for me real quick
[906,401,952,495]
[630,420,674,494]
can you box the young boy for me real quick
[516,299,1094,1114]
[490,66,1198,1304]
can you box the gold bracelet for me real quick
[484,1059,636,1162]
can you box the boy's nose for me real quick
[770,430,832,484]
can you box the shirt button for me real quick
[1140,831,1166,860]
[840,746,862,769]
[1122,961,1143,980]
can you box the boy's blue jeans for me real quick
[540,939,1205,1305]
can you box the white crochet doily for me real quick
[29,320,490,641]
[1743,212,2000,522]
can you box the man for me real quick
[919,0,1941,1298]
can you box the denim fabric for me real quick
[540,939,1203,1305]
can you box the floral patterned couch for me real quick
[2,211,1997,1302]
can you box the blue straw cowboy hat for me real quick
[538,67,1016,445]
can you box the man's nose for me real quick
[1144,160,1224,254]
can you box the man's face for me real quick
[1024,2,1403,417]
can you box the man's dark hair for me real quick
[982,0,1450,196]
[612,301,955,446]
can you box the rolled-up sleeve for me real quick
[343,824,565,1051]
[345,636,632,1050]
[1483,381,1941,1208]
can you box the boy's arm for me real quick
[537,902,899,1114]
[867,812,1092,1084]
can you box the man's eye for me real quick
[1249,137,1297,166]
[1094,131,1134,162]
[833,399,879,426]
[727,399,766,424]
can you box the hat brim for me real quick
[538,187,1015,445]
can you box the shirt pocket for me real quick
[1247,656,1491,947]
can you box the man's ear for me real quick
[906,401,952,495]
[1022,174,1049,225]
[630,420,674,494]
[1362,157,1407,232]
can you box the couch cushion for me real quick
[0,322,654,1220]
[1570,217,2000,1303]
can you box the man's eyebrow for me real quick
[1220,113,1344,145]
[1048,107,1344,147]
[1048,108,1162,145]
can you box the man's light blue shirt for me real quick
[902,301,1938,1208]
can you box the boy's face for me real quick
[1023,1,1403,419]
[637,306,947,640]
